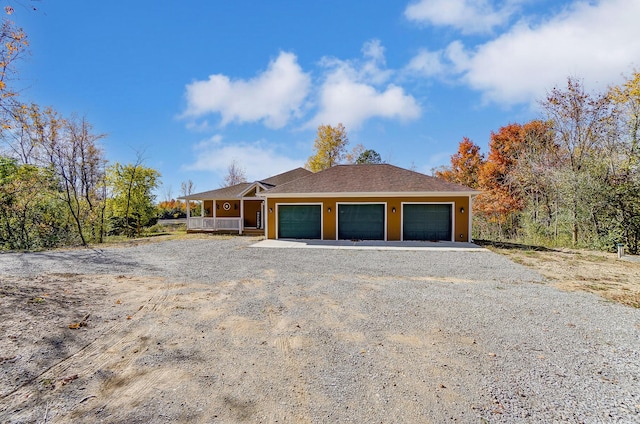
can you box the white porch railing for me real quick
[187,217,241,231]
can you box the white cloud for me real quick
[404,0,516,34]
[183,52,311,129]
[308,40,421,130]
[407,0,640,105]
[406,49,447,78]
[192,134,223,151]
[185,120,212,133]
[458,0,640,104]
[185,137,303,182]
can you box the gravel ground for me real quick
[1,237,639,423]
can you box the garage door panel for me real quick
[278,205,321,239]
[403,204,452,241]
[338,204,385,240]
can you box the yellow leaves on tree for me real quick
[305,123,349,172]
[609,71,640,156]
[0,18,28,128]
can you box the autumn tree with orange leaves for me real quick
[437,74,640,251]
[435,137,484,189]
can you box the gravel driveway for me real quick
[1,237,639,423]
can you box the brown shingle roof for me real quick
[179,167,311,200]
[179,182,253,200]
[259,167,312,187]
[261,164,478,196]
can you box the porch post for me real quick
[201,200,204,218]
[212,199,217,230]
[186,200,191,229]
[239,198,244,235]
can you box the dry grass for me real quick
[95,231,262,249]
[482,241,640,308]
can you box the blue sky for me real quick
[11,0,640,199]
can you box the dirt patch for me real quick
[0,271,492,423]
[0,273,168,422]
[486,245,640,308]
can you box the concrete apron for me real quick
[251,239,487,252]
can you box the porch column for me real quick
[186,200,191,229]
[239,198,244,235]
[201,200,204,218]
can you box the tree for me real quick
[604,71,640,253]
[475,124,532,238]
[305,123,349,171]
[0,156,68,250]
[356,149,382,164]
[435,137,484,188]
[541,77,614,245]
[45,115,106,245]
[2,103,62,165]
[180,179,195,197]
[345,143,365,164]
[0,17,28,128]
[509,120,559,238]
[1,105,107,246]
[179,178,200,216]
[221,159,247,187]
[156,199,187,219]
[107,160,160,237]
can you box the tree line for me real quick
[0,14,159,250]
[436,73,640,253]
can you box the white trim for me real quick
[468,195,473,243]
[238,182,270,198]
[240,199,244,235]
[400,202,455,242]
[275,202,323,240]
[187,217,241,231]
[260,191,480,198]
[335,202,387,241]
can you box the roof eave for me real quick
[259,191,481,198]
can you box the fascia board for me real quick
[259,191,481,198]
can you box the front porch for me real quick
[185,198,265,235]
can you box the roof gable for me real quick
[179,182,252,200]
[178,167,311,200]
[258,167,312,186]
[261,164,478,196]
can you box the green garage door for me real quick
[403,204,452,241]
[338,204,385,240]
[278,205,321,239]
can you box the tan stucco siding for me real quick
[266,196,471,241]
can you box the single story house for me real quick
[179,168,311,234]
[181,164,479,242]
